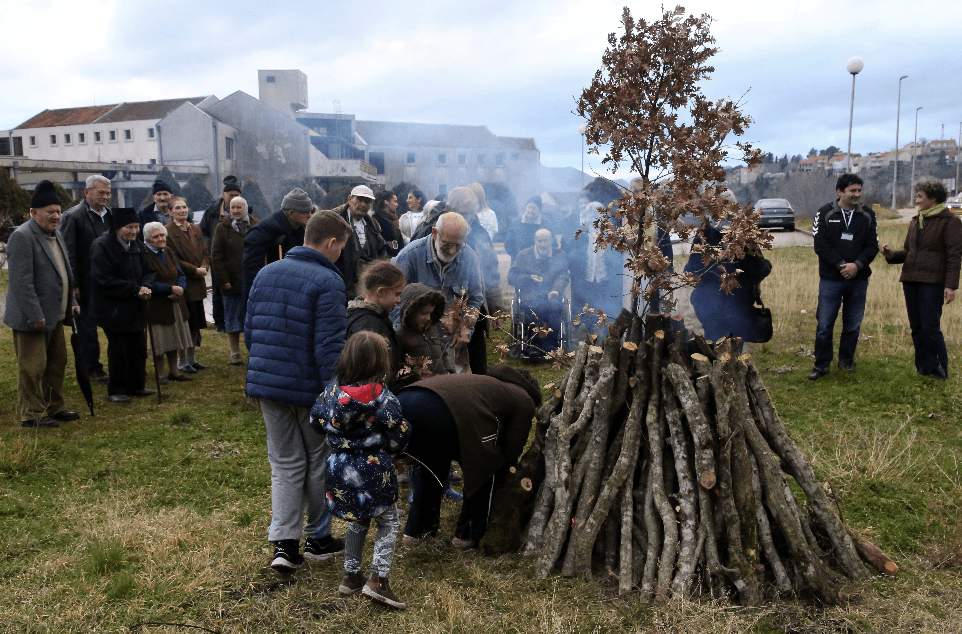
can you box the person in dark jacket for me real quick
[211,196,259,365]
[809,174,879,380]
[59,174,112,382]
[882,177,962,379]
[346,260,406,388]
[142,222,193,384]
[394,282,453,387]
[507,228,569,357]
[241,187,314,311]
[138,179,173,234]
[200,176,243,331]
[372,190,402,257]
[397,365,541,547]
[685,216,772,345]
[3,180,81,427]
[245,210,352,574]
[90,208,157,402]
[505,196,555,260]
[331,185,389,299]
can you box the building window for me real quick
[458,154,466,165]
[124,129,132,141]
[368,151,385,174]
[438,184,447,195]
[94,131,102,143]
[147,127,155,138]
[30,136,37,147]
[109,130,116,142]
[407,152,416,164]
[64,133,72,145]
[126,160,133,164]
[496,154,504,166]
[225,137,235,160]
[266,75,276,83]
[13,136,23,155]
[512,152,520,161]
[78,132,86,144]
[438,154,446,164]
[50,134,57,145]
[476,154,485,165]
[150,159,156,165]
[0,138,9,156]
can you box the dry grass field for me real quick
[1,217,962,633]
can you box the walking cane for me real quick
[144,313,163,404]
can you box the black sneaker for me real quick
[270,540,303,574]
[338,570,367,595]
[362,574,406,609]
[304,536,344,562]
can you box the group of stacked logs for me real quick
[484,310,896,605]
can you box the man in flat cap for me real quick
[242,187,315,308]
[331,184,388,298]
[3,180,82,427]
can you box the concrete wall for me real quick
[159,103,238,194]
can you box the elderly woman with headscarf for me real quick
[142,222,193,384]
[882,177,962,379]
[165,196,210,373]
[211,195,260,365]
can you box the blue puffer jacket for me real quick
[245,246,347,407]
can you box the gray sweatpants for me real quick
[344,506,400,577]
[261,398,331,542]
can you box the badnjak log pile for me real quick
[481,309,896,605]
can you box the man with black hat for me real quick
[60,174,113,384]
[242,187,314,307]
[201,176,244,332]
[90,207,157,403]
[3,180,82,427]
[331,184,388,298]
[138,178,174,230]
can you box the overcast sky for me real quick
[3,0,959,179]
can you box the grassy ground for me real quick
[2,219,962,633]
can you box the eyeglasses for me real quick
[439,240,464,251]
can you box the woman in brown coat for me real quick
[211,196,259,364]
[143,222,193,383]
[882,177,962,379]
[165,197,209,373]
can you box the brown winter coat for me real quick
[886,209,962,289]
[211,215,260,295]
[405,365,540,497]
[165,221,209,302]
[144,247,189,326]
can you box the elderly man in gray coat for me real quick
[3,180,81,427]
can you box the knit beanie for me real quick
[152,179,172,194]
[223,175,241,194]
[281,187,314,212]
[30,180,60,209]
[112,207,140,228]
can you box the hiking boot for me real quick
[229,352,243,365]
[270,540,303,574]
[338,570,367,596]
[362,574,406,609]
[304,536,344,562]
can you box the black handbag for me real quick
[747,297,773,343]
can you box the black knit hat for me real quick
[152,179,172,194]
[31,180,60,209]
[223,175,241,194]
[112,207,139,228]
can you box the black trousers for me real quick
[104,329,147,396]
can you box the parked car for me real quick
[947,196,962,215]
[754,198,795,231]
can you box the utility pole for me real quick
[892,75,908,210]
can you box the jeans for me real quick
[814,279,868,372]
[261,399,332,542]
[903,282,949,378]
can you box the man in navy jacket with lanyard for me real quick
[809,174,879,380]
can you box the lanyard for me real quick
[840,208,854,232]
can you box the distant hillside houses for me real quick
[0,69,541,209]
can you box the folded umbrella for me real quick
[68,316,95,416]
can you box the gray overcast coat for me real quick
[3,218,77,331]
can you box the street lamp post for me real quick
[846,57,864,173]
[892,75,908,211]
[956,121,961,196]
[578,124,587,192]
[911,107,923,197]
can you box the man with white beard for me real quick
[391,212,484,369]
